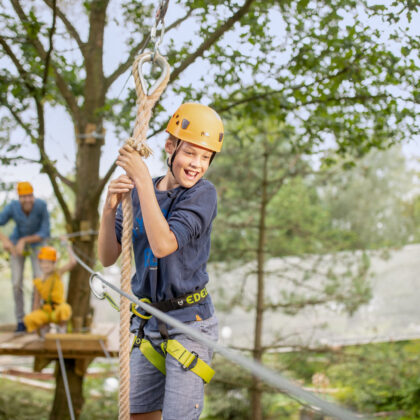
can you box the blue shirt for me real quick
[0,199,50,247]
[115,177,217,331]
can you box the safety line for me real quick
[70,249,361,420]
[50,230,98,240]
[99,339,112,360]
[56,339,76,420]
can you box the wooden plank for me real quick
[44,333,107,352]
[0,324,15,332]
[75,357,94,376]
[0,323,119,358]
[34,356,54,372]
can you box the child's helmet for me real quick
[17,182,34,196]
[166,103,224,152]
[38,246,57,261]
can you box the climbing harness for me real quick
[41,272,59,321]
[130,318,215,383]
[129,283,215,384]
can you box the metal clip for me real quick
[150,0,169,60]
[137,52,170,96]
[89,273,106,300]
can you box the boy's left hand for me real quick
[116,145,150,184]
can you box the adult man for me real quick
[0,182,50,332]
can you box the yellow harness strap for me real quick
[132,336,166,375]
[163,339,215,383]
[131,336,214,383]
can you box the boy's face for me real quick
[166,139,213,188]
[39,259,56,276]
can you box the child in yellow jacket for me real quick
[24,243,76,334]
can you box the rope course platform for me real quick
[0,323,119,374]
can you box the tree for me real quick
[209,118,372,419]
[0,0,418,418]
[320,146,416,250]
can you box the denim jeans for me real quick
[130,315,218,419]
[10,251,41,323]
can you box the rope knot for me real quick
[125,137,153,158]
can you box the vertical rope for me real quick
[119,52,170,420]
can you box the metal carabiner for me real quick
[137,52,170,96]
[150,0,169,60]
[89,272,106,300]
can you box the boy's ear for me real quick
[164,136,177,155]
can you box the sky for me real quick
[0,0,419,207]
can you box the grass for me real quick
[0,371,119,420]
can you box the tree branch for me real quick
[104,34,149,90]
[42,0,86,56]
[170,0,256,83]
[6,104,37,140]
[105,8,194,90]
[0,155,39,164]
[10,0,81,119]
[0,36,37,97]
[1,35,75,193]
[41,0,57,98]
[94,160,117,204]
[35,104,73,224]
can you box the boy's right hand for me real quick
[105,175,134,210]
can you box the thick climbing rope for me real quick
[119,52,170,420]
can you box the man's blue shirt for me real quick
[115,177,217,331]
[0,199,50,247]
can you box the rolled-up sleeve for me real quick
[35,202,50,239]
[168,182,217,250]
[0,203,13,226]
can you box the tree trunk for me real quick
[49,121,103,419]
[251,149,269,420]
[49,0,109,416]
[50,359,85,420]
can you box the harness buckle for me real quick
[182,351,198,371]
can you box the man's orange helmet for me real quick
[17,182,33,196]
[38,246,57,262]
[166,103,224,153]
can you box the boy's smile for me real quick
[165,140,213,189]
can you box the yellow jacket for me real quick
[34,272,65,311]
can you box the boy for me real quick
[24,244,75,334]
[98,103,224,420]
[0,181,50,332]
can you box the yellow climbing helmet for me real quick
[38,246,57,262]
[166,103,224,153]
[17,182,33,196]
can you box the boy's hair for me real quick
[166,135,216,173]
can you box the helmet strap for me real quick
[168,139,181,177]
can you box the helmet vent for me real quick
[219,133,224,142]
[181,119,190,129]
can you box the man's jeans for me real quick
[10,252,41,323]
